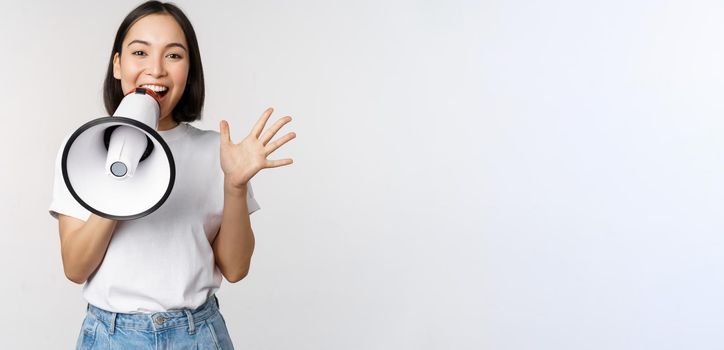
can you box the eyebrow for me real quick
[127,39,187,52]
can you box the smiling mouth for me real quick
[140,84,169,98]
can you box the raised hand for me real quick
[219,107,296,189]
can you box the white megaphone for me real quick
[61,87,175,220]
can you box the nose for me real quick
[146,55,167,78]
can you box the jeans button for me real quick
[154,315,166,325]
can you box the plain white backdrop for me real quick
[1,0,723,349]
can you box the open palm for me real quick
[220,107,296,188]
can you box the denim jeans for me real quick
[76,295,234,349]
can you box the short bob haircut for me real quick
[103,1,204,123]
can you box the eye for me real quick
[167,53,183,60]
[131,50,147,56]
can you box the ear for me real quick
[112,52,121,80]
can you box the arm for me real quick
[58,214,117,284]
[213,107,295,283]
[212,182,255,282]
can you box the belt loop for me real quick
[184,309,196,335]
[109,312,118,335]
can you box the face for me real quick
[113,14,190,130]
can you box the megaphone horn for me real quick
[61,88,176,220]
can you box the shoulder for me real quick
[183,123,221,145]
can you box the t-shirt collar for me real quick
[157,122,188,142]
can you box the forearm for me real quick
[213,181,255,282]
[60,214,117,284]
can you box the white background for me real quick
[1,0,723,349]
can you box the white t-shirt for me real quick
[49,123,260,313]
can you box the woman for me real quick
[49,1,295,348]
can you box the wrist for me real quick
[224,179,248,197]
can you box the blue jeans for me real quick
[76,295,234,349]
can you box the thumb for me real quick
[220,120,232,145]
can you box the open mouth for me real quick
[140,84,169,98]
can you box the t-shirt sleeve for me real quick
[246,181,261,215]
[48,136,91,221]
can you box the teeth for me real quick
[141,84,168,93]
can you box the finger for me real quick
[265,158,294,168]
[265,132,297,155]
[260,116,292,145]
[220,120,232,145]
[251,107,274,139]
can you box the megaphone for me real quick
[61,88,175,220]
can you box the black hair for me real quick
[103,1,204,122]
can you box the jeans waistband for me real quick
[86,295,220,335]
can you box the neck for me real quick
[157,117,179,131]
